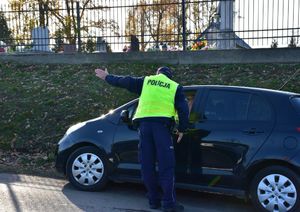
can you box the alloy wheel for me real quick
[72,153,104,186]
[257,174,297,212]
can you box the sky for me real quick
[236,0,300,48]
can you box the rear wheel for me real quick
[66,146,109,191]
[250,166,300,212]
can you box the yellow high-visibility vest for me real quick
[133,74,178,119]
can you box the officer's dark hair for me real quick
[157,66,173,79]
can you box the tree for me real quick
[44,0,119,44]
[0,11,13,44]
[52,29,64,52]
[125,2,147,51]
[125,0,217,51]
[9,0,41,44]
[8,0,119,45]
[125,0,180,50]
[187,1,217,40]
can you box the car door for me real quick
[111,94,194,183]
[173,88,201,183]
[189,88,275,189]
[112,101,141,177]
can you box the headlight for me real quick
[66,122,86,135]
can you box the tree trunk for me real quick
[38,1,45,27]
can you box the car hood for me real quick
[64,111,119,137]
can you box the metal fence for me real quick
[0,0,299,53]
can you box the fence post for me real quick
[182,0,186,51]
[76,1,82,52]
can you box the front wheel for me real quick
[66,146,109,191]
[250,166,300,212]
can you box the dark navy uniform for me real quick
[105,68,189,211]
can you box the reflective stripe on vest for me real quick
[133,74,178,119]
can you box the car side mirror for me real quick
[120,110,130,123]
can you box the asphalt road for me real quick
[0,173,254,212]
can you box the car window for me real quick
[248,95,272,121]
[184,90,196,113]
[290,97,300,115]
[204,90,250,121]
[183,89,201,123]
[127,101,138,119]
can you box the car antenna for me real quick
[278,69,300,90]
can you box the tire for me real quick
[66,146,109,191]
[250,165,300,212]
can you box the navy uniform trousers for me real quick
[138,121,176,209]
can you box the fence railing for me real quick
[0,0,299,53]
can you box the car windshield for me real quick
[291,97,300,115]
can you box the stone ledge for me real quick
[1,48,300,65]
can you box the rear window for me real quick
[248,95,272,121]
[291,97,300,115]
[203,90,250,121]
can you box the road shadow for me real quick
[0,172,69,211]
[62,181,254,212]
[0,173,22,212]
[62,181,153,212]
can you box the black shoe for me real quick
[150,202,161,209]
[163,203,184,212]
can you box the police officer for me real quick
[95,67,189,212]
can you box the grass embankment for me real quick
[0,62,300,177]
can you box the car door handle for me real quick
[200,143,214,147]
[243,128,264,135]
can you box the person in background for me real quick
[95,66,189,212]
[186,94,194,113]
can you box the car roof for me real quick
[183,85,299,96]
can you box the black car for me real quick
[56,85,300,212]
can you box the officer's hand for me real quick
[176,131,184,143]
[95,68,109,80]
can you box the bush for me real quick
[85,37,96,53]
[288,37,297,48]
[0,11,13,45]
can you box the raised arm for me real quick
[95,68,144,95]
